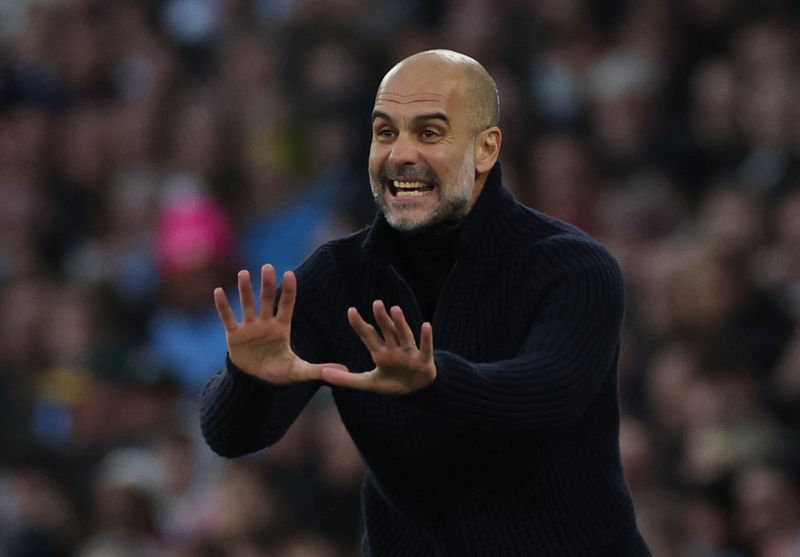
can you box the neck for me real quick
[395,215,463,241]
[387,215,461,322]
[469,172,489,207]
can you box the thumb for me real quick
[301,362,348,381]
[322,366,375,391]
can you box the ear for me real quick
[474,127,502,174]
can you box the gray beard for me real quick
[374,191,471,232]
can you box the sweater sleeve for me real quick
[199,310,324,458]
[403,239,625,431]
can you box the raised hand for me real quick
[321,300,436,395]
[214,264,341,385]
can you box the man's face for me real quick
[368,68,478,231]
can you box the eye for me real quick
[375,127,396,140]
[421,129,440,141]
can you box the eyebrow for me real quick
[371,110,451,127]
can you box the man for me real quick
[201,50,651,556]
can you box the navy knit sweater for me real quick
[200,165,650,556]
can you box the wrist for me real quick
[226,354,290,388]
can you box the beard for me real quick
[370,158,474,232]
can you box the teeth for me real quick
[393,180,428,189]
[396,189,429,197]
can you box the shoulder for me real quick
[287,228,371,324]
[510,206,623,286]
[291,226,372,293]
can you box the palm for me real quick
[225,317,294,381]
[214,265,329,385]
[320,301,437,395]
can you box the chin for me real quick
[385,211,434,232]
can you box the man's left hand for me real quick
[321,300,436,395]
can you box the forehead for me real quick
[373,66,466,120]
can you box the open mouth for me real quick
[387,180,435,198]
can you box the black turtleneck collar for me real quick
[390,215,462,257]
[362,163,516,320]
[387,218,459,321]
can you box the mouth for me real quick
[387,179,435,198]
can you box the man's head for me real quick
[368,50,502,232]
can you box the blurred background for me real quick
[0,0,799,555]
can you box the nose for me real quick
[387,132,419,166]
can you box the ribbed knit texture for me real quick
[389,218,460,322]
[200,165,651,556]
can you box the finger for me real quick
[321,367,376,391]
[276,271,296,325]
[373,300,399,346]
[389,306,416,350]
[300,362,348,382]
[214,287,239,333]
[238,270,256,322]
[347,307,384,352]
[419,322,434,361]
[258,264,276,319]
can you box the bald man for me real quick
[201,50,651,556]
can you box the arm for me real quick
[322,241,624,431]
[409,244,625,430]
[199,265,342,457]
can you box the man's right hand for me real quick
[213,264,337,385]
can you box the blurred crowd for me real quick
[0,0,799,556]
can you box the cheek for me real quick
[439,151,472,182]
[423,150,454,175]
[368,146,386,173]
